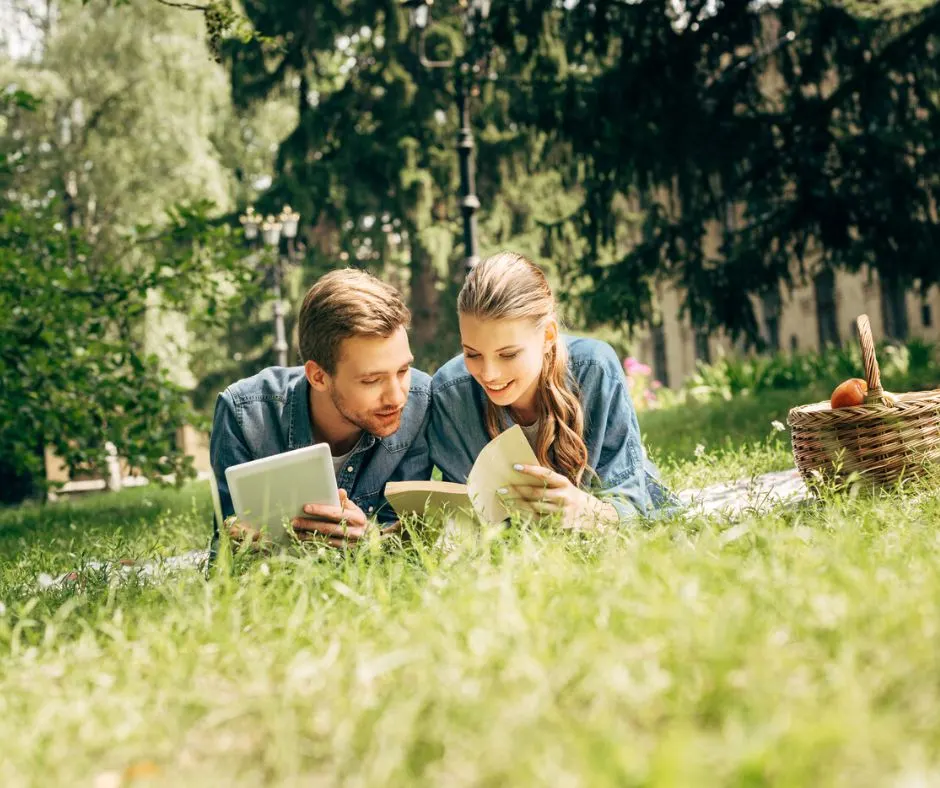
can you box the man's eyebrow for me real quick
[358,357,414,377]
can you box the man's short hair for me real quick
[297,268,411,373]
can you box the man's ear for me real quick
[304,359,330,392]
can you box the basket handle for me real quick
[856,314,890,405]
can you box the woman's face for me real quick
[458,313,556,418]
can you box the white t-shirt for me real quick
[518,420,541,452]
[331,435,363,478]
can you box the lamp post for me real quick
[238,206,260,242]
[404,0,491,275]
[238,203,301,368]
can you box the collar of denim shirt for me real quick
[285,373,379,455]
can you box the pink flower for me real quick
[624,356,652,377]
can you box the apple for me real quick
[830,378,868,409]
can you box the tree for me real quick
[218,1,451,366]
[218,0,594,369]
[0,1,272,501]
[485,0,940,340]
[0,171,253,502]
[153,0,938,351]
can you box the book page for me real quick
[384,481,473,520]
[467,424,540,525]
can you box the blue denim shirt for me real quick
[429,335,678,522]
[209,366,433,531]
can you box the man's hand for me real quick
[291,489,373,549]
[224,517,270,552]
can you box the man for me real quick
[209,268,432,552]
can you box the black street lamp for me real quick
[238,203,301,367]
[404,0,491,275]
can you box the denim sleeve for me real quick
[208,391,253,522]
[428,384,476,484]
[377,404,434,524]
[579,353,656,523]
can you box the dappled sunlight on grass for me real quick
[641,388,802,488]
[3,399,940,784]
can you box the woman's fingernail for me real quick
[304,504,314,514]
[513,464,524,471]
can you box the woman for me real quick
[429,251,677,529]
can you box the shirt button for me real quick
[346,465,354,473]
[368,506,374,513]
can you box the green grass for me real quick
[640,387,808,488]
[3,391,940,786]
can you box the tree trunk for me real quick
[0,459,37,506]
[408,239,441,366]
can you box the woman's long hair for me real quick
[458,252,591,486]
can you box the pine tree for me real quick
[487,0,940,340]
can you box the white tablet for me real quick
[224,443,340,543]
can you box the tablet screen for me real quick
[224,443,339,542]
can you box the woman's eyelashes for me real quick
[464,351,521,361]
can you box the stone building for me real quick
[635,270,938,388]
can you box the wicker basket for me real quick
[787,314,940,487]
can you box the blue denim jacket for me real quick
[209,366,433,531]
[429,335,678,522]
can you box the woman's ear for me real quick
[543,318,558,352]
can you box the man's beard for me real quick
[329,386,402,438]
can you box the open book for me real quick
[384,425,540,525]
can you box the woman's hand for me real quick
[505,464,618,531]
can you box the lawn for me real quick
[3,387,940,786]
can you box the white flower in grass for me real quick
[771,420,786,432]
[93,771,122,788]
[694,443,706,458]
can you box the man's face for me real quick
[324,327,413,437]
